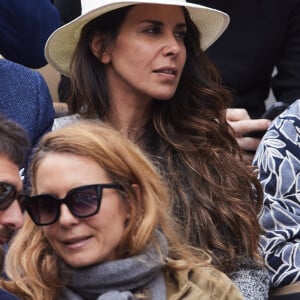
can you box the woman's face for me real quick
[36,153,129,268]
[96,4,187,102]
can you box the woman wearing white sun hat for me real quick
[45,0,268,298]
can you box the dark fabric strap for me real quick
[270,282,300,296]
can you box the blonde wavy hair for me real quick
[3,121,208,300]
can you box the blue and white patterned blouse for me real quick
[253,99,300,287]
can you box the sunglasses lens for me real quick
[0,182,16,210]
[26,185,109,225]
[69,187,100,217]
[27,196,58,225]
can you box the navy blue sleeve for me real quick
[0,0,60,68]
[0,59,55,147]
[0,289,19,300]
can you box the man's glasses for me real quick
[0,181,24,211]
[25,183,122,226]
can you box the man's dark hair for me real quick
[0,114,30,168]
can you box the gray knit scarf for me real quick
[59,231,168,300]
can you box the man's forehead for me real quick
[0,155,22,190]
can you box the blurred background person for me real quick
[0,0,60,69]
[0,115,29,299]
[0,59,55,149]
[197,0,300,119]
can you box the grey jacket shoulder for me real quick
[52,114,81,130]
[230,257,269,300]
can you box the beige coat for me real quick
[165,262,244,300]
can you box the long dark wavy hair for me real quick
[67,5,263,274]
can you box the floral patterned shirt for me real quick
[253,99,300,287]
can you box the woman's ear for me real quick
[89,33,111,64]
[128,184,141,219]
[131,184,141,202]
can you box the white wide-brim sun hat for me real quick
[45,0,229,76]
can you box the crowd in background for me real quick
[0,0,300,299]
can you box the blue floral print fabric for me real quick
[253,99,300,287]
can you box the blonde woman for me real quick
[3,121,243,300]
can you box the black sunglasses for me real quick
[25,183,122,226]
[0,181,24,211]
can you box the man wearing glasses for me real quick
[0,115,29,299]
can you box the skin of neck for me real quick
[109,94,153,141]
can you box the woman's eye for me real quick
[144,27,161,35]
[175,31,186,40]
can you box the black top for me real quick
[52,0,81,24]
[197,0,300,117]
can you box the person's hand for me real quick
[226,108,271,163]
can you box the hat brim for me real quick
[45,0,229,76]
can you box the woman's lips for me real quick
[62,235,92,249]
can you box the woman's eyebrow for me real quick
[176,23,187,29]
[140,20,187,29]
[140,20,163,26]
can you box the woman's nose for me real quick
[58,204,79,226]
[162,34,181,57]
